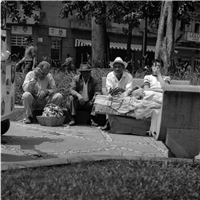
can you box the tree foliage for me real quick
[1,1,41,28]
[155,0,196,74]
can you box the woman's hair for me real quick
[151,59,163,67]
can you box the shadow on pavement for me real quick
[1,135,63,162]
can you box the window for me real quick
[11,35,33,59]
[51,38,61,61]
[11,35,27,46]
[194,23,200,33]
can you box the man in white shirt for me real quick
[101,57,133,130]
[68,63,101,126]
[22,61,63,124]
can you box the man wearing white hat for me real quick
[101,57,133,130]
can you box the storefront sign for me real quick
[11,26,32,35]
[49,27,66,37]
[187,32,200,43]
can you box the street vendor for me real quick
[101,57,133,131]
[22,61,63,124]
[68,63,101,126]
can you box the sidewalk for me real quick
[1,106,199,171]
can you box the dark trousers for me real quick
[69,95,93,116]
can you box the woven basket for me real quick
[36,116,65,127]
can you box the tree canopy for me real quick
[1,1,41,28]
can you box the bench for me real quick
[102,77,190,136]
[150,85,200,158]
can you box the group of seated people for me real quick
[22,57,170,132]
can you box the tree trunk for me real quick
[155,0,174,75]
[126,25,132,61]
[91,17,107,68]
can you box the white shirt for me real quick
[22,71,56,95]
[81,79,89,101]
[106,71,133,92]
[144,74,170,89]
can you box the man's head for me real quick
[79,63,91,80]
[34,61,50,80]
[24,36,33,45]
[110,57,127,77]
[151,59,162,75]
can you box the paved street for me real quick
[1,121,170,170]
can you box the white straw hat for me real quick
[110,57,128,68]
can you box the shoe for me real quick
[101,121,110,131]
[69,120,76,126]
[90,119,98,127]
[24,116,33,124]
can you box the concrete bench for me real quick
[150,85,200,159]
[102,77,190,136]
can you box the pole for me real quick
[142,16,147,68]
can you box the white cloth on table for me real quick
[143,74,170,89]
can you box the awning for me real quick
[75,39,155,52]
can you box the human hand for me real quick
[109,87,125,96]
[154,68,161,76]
[37,91,47,100]
[78,95,85,105]
[34,67,42,80]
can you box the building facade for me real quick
[4,1,200,72]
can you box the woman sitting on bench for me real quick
[142,59,171,103]
[144,59,170,91]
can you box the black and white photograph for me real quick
[1,1,200,200]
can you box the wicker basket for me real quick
[36,116,66,127]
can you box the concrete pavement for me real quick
[1,121,172,171]
[2,105,199,171]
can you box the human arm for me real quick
[37,74,57,100]
[16,57,25,68]
[69,76,85,104]
[91,78,102,102]
[45,73,57,95]
[143,74,170,93]
[143,75,163,93]
[32,56,36,70]
[106,72,115,93]
[31,47,36,70]
[22,71,38,92]
[154,68,171,88]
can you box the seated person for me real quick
[68,63,101,126]
[144,59,170,91]
[22,61,63,124]
[143,59,170,103]
[101,57,133,131]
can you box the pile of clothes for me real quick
[94,87,162,120]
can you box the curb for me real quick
[2,153,200,171]
[10,105,26,121]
